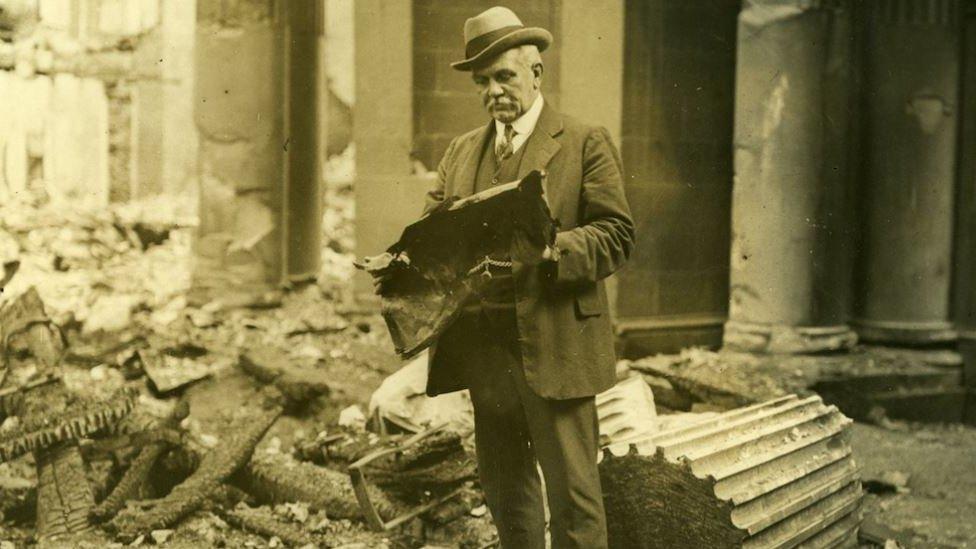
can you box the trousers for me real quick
[461,308,608,549]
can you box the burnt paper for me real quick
[356,170,557,358]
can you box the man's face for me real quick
[472,49,541,124]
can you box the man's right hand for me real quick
[355,252,398,295]
[372,271,392,294]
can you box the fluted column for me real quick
[724,0,858,353]
[853,0,961,344]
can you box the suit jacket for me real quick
[423,103,635,400]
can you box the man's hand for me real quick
[354,252,401,295]
[372,271,392,294]
[542,244,559,262]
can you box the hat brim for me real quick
[451,28,552,71]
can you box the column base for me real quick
[959,330,976,389]
[723,321,858,354]
[851,319,957,346]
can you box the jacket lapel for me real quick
[454,121,494,198]
[518,103,563,182]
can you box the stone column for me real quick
[191,0,285,305]
[283,0,323,282]
[724,0,858,353]
[853,0,961,345]
[958,1,976,391]
[352,0,420,300]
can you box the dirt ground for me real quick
[852,422,976,548]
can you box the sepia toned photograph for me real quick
[0,0,975,547]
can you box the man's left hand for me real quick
[542,244,559,262]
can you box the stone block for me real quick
[43,74,109,206]
[4,127,28,194]
[140,0,159,31]
[198,138,278,194]
[38,0,70,30]
[872,388,967,424]
[194,24,281,142]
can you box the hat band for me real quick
[464,25,525,59]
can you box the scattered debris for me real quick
[234,450,406,521]
[346,425,475,531]
[367,351,474,435]
[139,349,214,396]
[338,405,367,430]
[89,399,190,523]
[238,350,332,408]
[0,286,65,369]
[863,470,911,495]
[108,406,281,541]
[219,503,315,547]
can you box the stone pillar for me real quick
[958,1,976,391]
[283,0,323,282]
[853,0,961,345]
[724,0,858,353]
[191,0,285,305]
[353,0,421,300]
[160,0,198,196]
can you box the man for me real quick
[387,7,634,549]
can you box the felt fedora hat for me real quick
[451,6,552,71]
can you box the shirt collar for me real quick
[495,93,544,138]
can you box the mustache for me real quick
[485,97,516,109]
[484,93,514,105]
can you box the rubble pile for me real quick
[0,189,195,336]
[0,187,500,547]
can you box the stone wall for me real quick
[0,0,196,206]
[615,0,739,357]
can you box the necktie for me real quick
[496,124,515,161]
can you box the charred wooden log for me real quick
[238,350,332,409]
[303,429,381,465]
[422,483,484,526]
[219,504,315,547]
[0,286,65,370]
[0,373,59,419]
[599,395,863,549]
[108,406,281,541]
[363,433,477,499]
[35,442,95,538]
[233,451,406,521]
[0,387,138,462]
[0,475,36,524]
[0,384,137,540]
[356,170,557,358]
[90,400,190,523]
[295,428,476,499]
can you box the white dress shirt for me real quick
[494,93,544,155]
